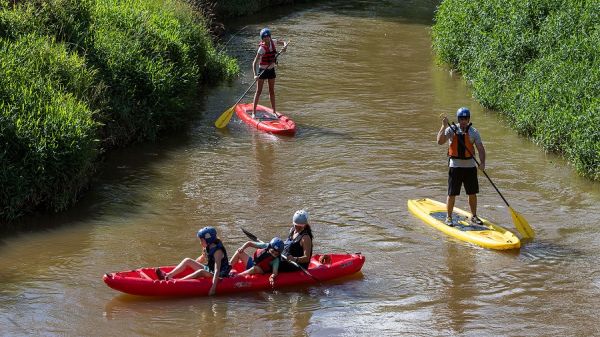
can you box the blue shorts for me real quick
[245,258,254,270]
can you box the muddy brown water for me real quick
[1,1,599,336]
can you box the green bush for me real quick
[0,34,98,220]
[432,0,599,180]
[0,0,238,222]
[89,0,238,145]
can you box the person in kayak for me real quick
[437,107,487,226]
[155,226,231,296]
[279,210,313,272]
[251,27,288,119]
[228,237,284,285]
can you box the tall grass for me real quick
[89,0,238,144]
[0,34,98,220]
[0,0,238,223]
[432,0,599,180]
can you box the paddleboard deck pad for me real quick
[408,198,520,250]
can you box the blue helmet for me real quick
[269,237,284,252]
[260,27,271,39]
[456,107,471,118]
[197,226,217,244]
[293,210,309,225]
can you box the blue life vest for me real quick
[206,241,231,277]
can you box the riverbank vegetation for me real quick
[0,0,238,223]
[432,0,599,180]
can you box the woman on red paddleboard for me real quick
[251,27,288,119]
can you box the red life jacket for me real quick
[253,248,275,273]
[259,40,277,68]
[448,125,475,159]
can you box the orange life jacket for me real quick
[448,125,474,159]
[259,40,277,68]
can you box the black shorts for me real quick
[258,67,276,79]
[448,167,479,196]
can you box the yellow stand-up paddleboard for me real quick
[408,198,520,250]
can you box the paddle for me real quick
[446,120,535,239]
[240,227,323,285]
[214,43,289,129]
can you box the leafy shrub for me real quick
[0,0,238,222]
[432,0,599,180]
[0,34,98,220]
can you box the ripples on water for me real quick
[1,0,600,336]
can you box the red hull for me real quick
[235,103,296,136]
[103,253,364,297]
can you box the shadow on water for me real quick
[294,123,356,141]
[0,102,222,239]
[518,239,586,264]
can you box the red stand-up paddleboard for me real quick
[103,253,364,297]
[235,103,296,136]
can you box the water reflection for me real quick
[252,132,278,207]
[438,242,476,334]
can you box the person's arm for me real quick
[209,250,224,296]
[293,236,312,265]
[276,39,288,52]
[196,251,207,264]
[437,115,449,145]
[252,52,261,79]
[241,241,260,250]
[269,258,280,286]
[476,142,486,171]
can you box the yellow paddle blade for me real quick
[509,206,535,239]
[214,105,235,128]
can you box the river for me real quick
[1,0,599,336]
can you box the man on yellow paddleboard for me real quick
[437,107,487,226]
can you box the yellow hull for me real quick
[407,198,520,250]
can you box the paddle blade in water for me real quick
[510,207,535,239]
[215,105,235,128]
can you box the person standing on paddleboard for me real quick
[251,27,288,119]
[437,107,487,226]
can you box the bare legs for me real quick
[446,195,456,219]
[468,194,477,217]
[252,78,277,118]
[229,249,250,267]
[252,79,265,118]
[164,257,212,280]
[267,78,277,116]
[446,194,478,218]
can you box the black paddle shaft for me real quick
[446,121,511,208]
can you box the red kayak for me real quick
[235,103,296,136]
[103,253,364,297]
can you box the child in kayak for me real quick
[251,27,288,119]
[155,226,231,296]
[228,237,284,286]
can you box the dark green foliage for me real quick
[0,0,239,222]
[432,0,599,180]
[0,35,98,219]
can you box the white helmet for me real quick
[293,210,309,225]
